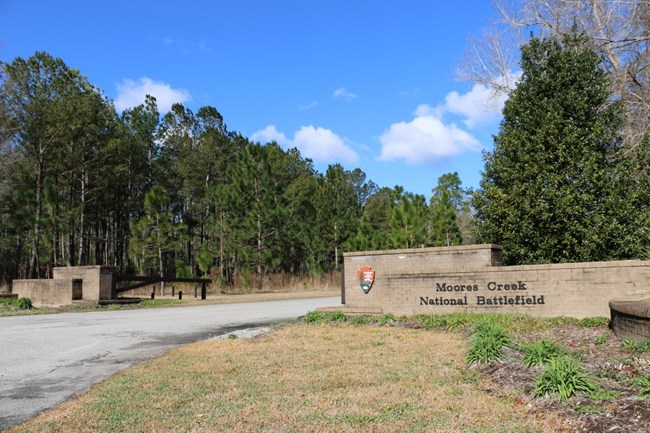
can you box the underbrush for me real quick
[117,271,341,298]
[0,297,32,310]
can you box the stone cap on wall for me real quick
[610,299,650,319]
[53,265,119,271]
[344,244,503,257]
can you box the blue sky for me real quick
[0,0,509,198]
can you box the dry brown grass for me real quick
[210,270,341,295]
[8,323,561,433]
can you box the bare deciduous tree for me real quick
[458,0,650,148]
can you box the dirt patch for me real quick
[480,323,650,433]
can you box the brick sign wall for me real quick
[13,265,117,307]
[343,245,650,319]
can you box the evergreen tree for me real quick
[225,142,283,283]
[388,187,429,249]
[129,185,185,294]
[473,30,643,264]
[430,172,464,247]
[114,95,160,269]
[267,144,318,274]
[1,52,117,276]
[361,187,393,250]
[315,164,365,270]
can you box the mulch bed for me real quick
[479,324,650,433]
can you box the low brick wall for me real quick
[343,245,650,319]
[12,279,74,307]
[13,266,117,307]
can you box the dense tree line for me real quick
[8,29,643,287]
[0,52,467,288]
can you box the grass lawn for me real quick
[7,322,559,433]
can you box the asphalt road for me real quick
[0,296,339,431]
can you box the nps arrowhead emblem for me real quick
[357,266,375,294]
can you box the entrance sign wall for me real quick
[343,245,650,319]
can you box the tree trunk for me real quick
[257,213,262,276]
[334,222,339,270]
[219,210,225,279]
[29,159,43,278]
[78,169,86,265]
[158,244,165,296]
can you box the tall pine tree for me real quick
[430,172,464,247]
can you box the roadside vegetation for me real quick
[0,290,338,317]
[8,312,650,433]
[0,296,32,311]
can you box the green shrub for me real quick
[473,320,511,347]
[622,338,650,353]
[424,316,447,330]
[521,339,563,367]
[633,374,650,400]
[351,315,370,326]
[377,313,396,326]
[575,404,602,414]
[466,337,506,365]
[444,313,474,331]
[577,317,609,328]
[594,334,609,345]
[0,297,33,310]
[303,311,325,323]
[533,357,595,400]
[586,386,620,401]
[466,320,511,365]
[325,311,347,323]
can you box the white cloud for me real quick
[440,72,521,129]
[251,125,288,146]
[378,112,479,165]
[298,100,318,110]
[333,87,358,101]
[198,40,212,53]
[294,126,358,163]
[377,72,519,165]
[114,77,191,112]
[252,124,358,164]
[441,84,505,129]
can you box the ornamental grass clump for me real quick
[521,339,564,367]
[303,311,325,323]
[325,311,347,323]
[634,374,650,400]
[622,338,650,353]
[377,312,396,326]
[466,320,511,365]
[533,356,595,401]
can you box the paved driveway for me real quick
[0,297,339,431]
